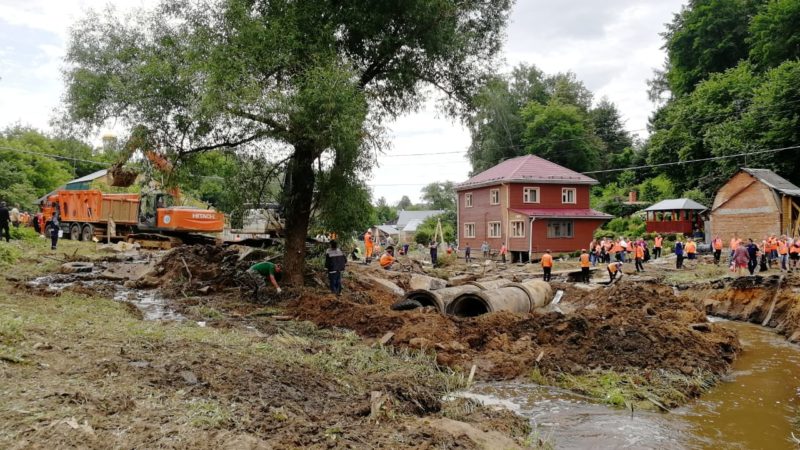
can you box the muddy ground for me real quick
[5,241,800,447]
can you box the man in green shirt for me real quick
[247,261,282,299]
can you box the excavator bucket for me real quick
[107,165,139,187]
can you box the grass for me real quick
[662,260,731,284]
[185,399,232,429]
[529,367,717,410]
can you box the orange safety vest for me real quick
[635,246,644,259]
[767,239,777,252]
[541,254,553,268]
[686,242,697,254]
[608,262,619,273]
[779,241,789,255]
[611,243,623,253]
[379,253,394,268]
[713,239,722,250]
[580,253,590,268]
[654,237,663,248]
[364,233,373,247]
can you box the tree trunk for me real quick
[282,147,316,286]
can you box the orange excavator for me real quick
[42,128,224,247]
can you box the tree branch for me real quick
[182,133,267,154]
[227,108,287,134]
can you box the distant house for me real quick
[644,198,707,235]
[375,225,399,243]
[395,210,444,243]
[456,155,612,262]
[65,169,109,190]
[711,168,800,239]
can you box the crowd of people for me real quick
[0,201,62,250]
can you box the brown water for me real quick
[462,320,800,449]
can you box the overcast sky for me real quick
[0,0,684,204]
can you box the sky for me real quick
[0,0,685,204]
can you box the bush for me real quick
[10,226,40,242]
[0,246,21,265]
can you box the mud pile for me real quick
[288,282,740,383]
[688,274,800,343]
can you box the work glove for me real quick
[276,287,282,294]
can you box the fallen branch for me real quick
[180,257,193,284]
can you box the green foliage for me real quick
[397,196,413,210]
[420,181,456,211]
[680,188,710,206]
[0,246,21,266]
[748,0,800,69]
[598,216,646,238]
[374,197,397,224]
[466,64,631,177]
[315,173,375,237]
[10,226,41,242]
[414,212,456,245]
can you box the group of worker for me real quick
[0,202,25,243]
[539,248,624,285]
[727,234,800,275]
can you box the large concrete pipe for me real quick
[399,279,512,313]
[446,280,553,317]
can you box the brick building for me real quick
[456,155,612,262]
[710,168,800,239]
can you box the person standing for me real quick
[325,240,347,296]
[464,243,472,263]
[481,241,489,259]
[499,243,507,263]
[634,243,645,272]
[674,239,685,269]
[10,204,20,228]
[746,239,759,275]
[729,235,740,263]
[364,229,374,264]
[653,234,663,259]
[789,238,800,272]
[579,249,591,283]
[429,240,438,266]
[49,210,61,250]
[247,260,282,299]
[685,238,697,261]
[732,242,749,276]
[0,202,9,243]
[541,250,553,282]
[778,236,789,272]
[712,236,723,265]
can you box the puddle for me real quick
[28,269,183,321]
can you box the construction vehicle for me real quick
[42,126,224,247]
[42,189,224,247]
[222,205,285,244]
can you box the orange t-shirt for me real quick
[541,254,553,268]
[580,253,590,268]
[779,242,788,255]
[635,246,644,259]
[379,253,394,268]
[654,237,663,248]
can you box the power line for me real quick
[582,144,800,175]
[0,146,109,167]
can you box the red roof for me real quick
[510,208,613,219]
[457,155,598,190]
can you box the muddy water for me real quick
[462,320,800,449]
[28,273,183,321]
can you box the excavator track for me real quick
[127,233,184,249]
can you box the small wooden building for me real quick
[644,198,707,234]
[710,168,800,239]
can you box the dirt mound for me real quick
[688,274,800,343]
[288,281,740,384]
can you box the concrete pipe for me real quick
[467,278,513,290]
[446,280,553,317]
[402,285,481,313]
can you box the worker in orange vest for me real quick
[364,229,374,264]
[729,235,740,263]
[379,246,396,270]
[634,242,645,272]
[579,249,591,283]
[789,237,800,272]
[686,238,697,261]
[712,236,723,265]
[607,261,623,284]
[767,235,778,265]
[541,250,553,282]
[778,236,789,272]
[653,234,663,259]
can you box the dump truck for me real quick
[42,189,224,247]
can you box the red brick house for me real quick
[456,155,612,262]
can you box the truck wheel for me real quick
[70,223,81,240]
[81,224,94,242]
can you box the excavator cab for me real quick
[138,192,174,229]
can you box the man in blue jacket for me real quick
[325,240,347,295]
[674,238,684,269]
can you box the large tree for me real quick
[420,181,456,211]
[62,0,511,284]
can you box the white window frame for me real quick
[465,193,473,208]
[547,220,574,238]
[488,221,501,238]
[489,189,500,205]
[464,222,476,238]
[510,220,525,238]
[523,187,540,204]
[561,188,576,204]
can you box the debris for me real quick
[180,370,199,385]
[33,342,53,350]
[370,391,388,417]
[379,332,395,345]
[447,274,478,286]
[366,276,404,297]
[409,274,447,291]
[59,262,94,274]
